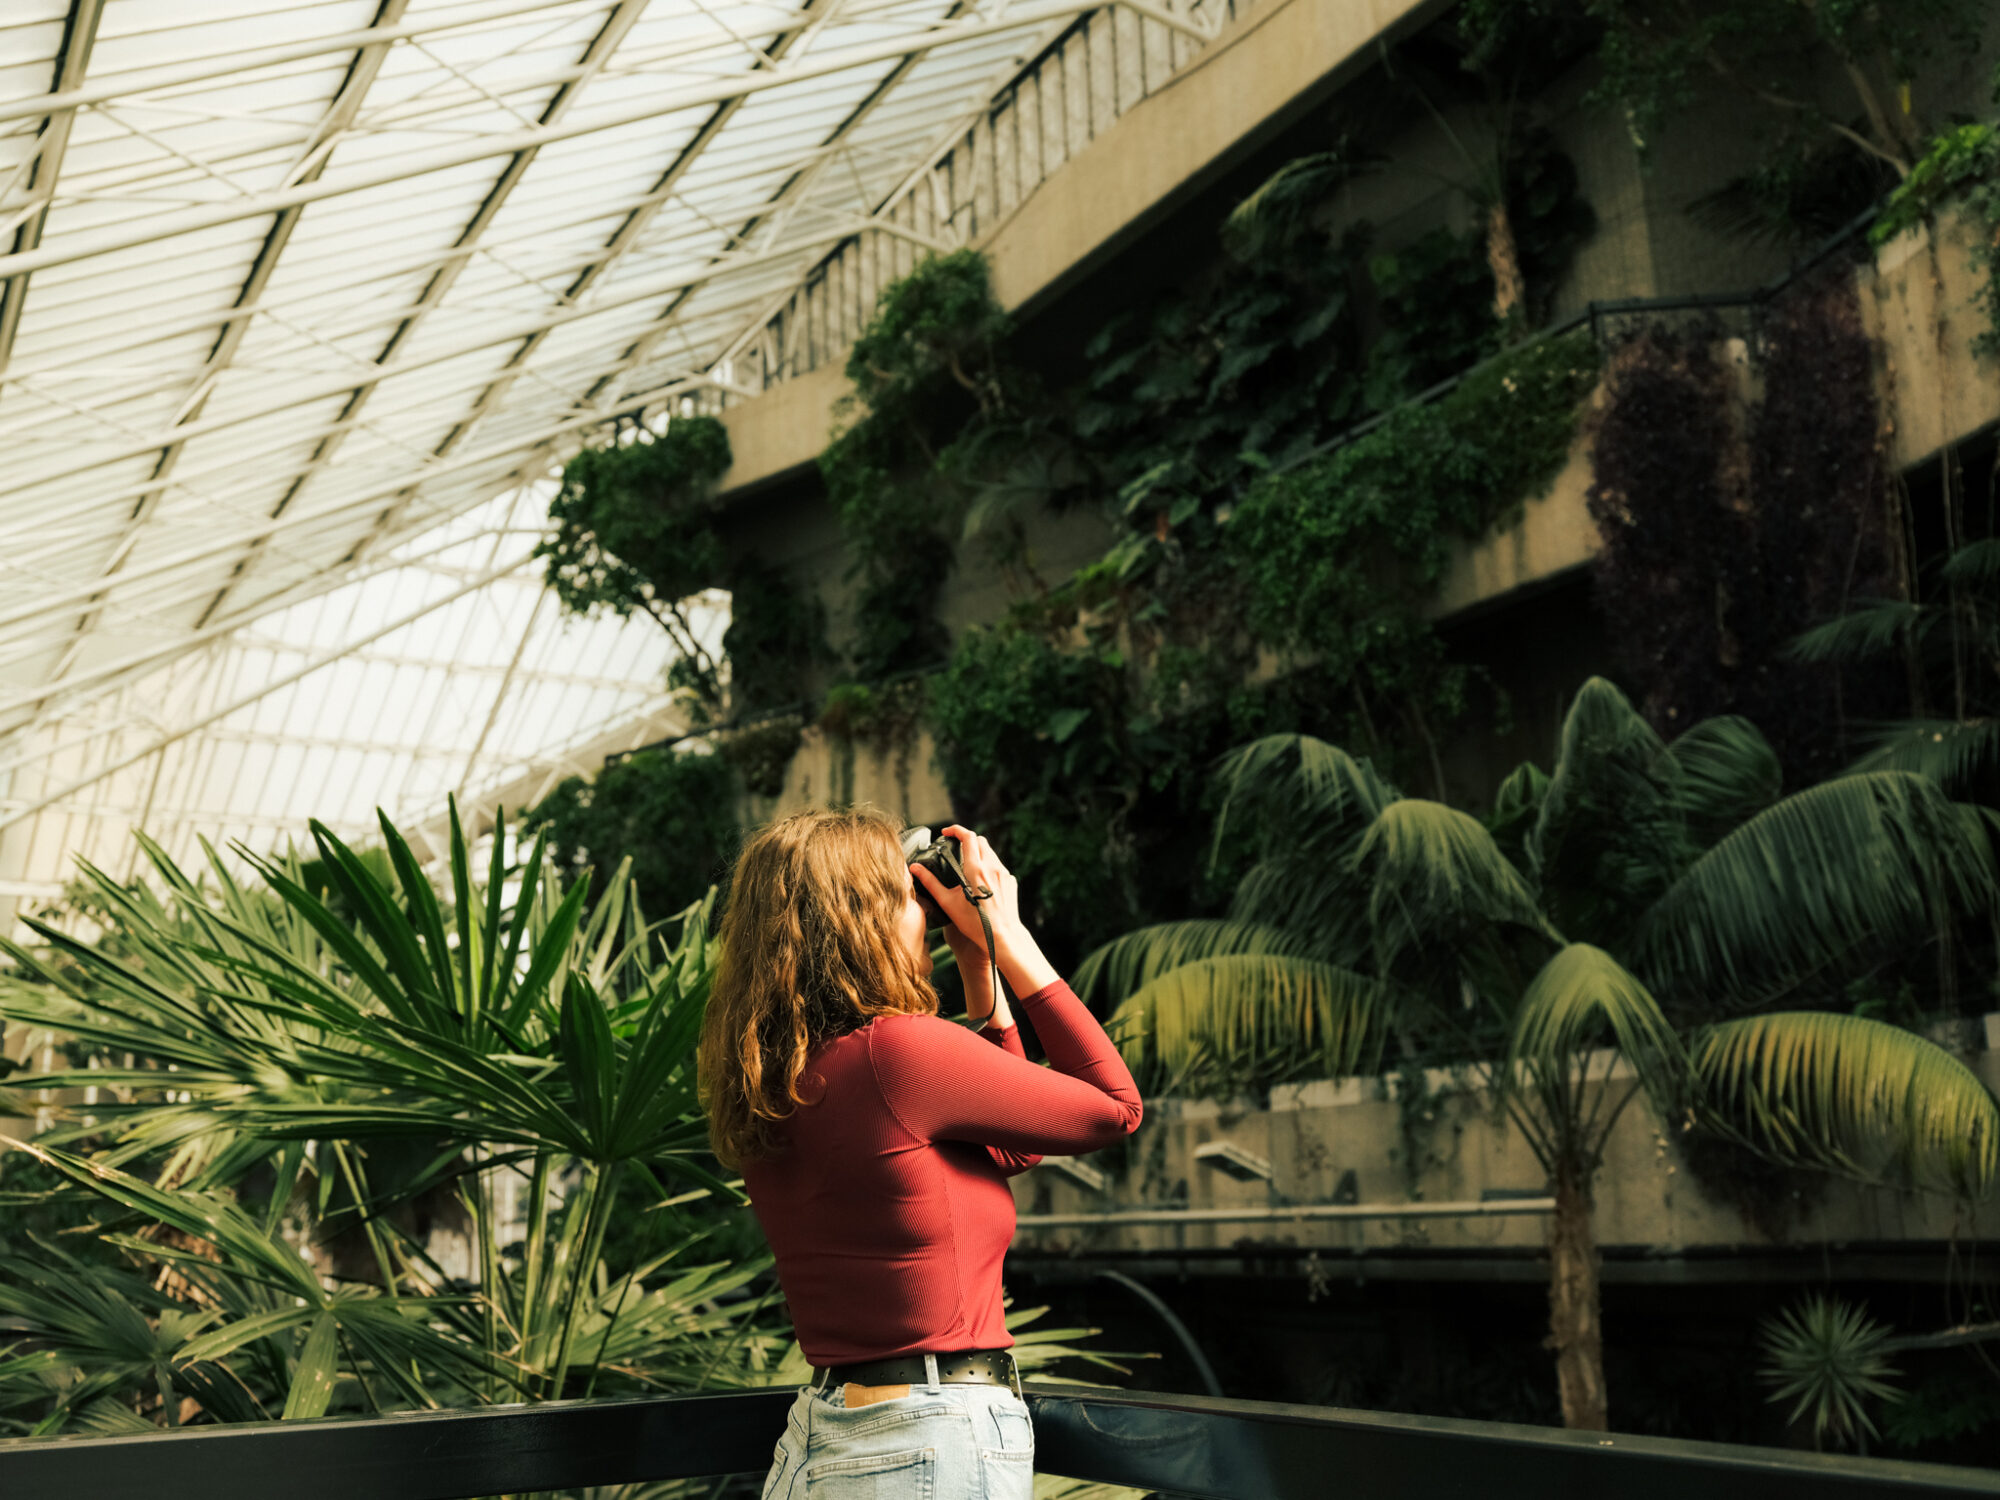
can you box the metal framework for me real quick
[0,0,1227,931]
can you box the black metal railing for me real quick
[3,1384,1999,1500]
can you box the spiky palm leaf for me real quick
[1632,772,1997,1008]
[1694,1012,2000,1196]
[1106,956,1390,1092]
[0,801,781,1433]
[1221,152,1359,261]
[1759,1295,1901,1449]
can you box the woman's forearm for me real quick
[994,923,1059,998]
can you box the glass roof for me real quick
[0,0,1197,928]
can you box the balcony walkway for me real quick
[3,1382,1997,1500]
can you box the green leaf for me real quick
[1788,600,1928,664]
[1634,772,1998,1006]
[1046,708,1090,744]
[1107,955,1392,1092]
[281,1313,341,1421]
[1072,919,1320,1006]
[1695,1012,2000,1196]
[1851,718,2000,794]
[1668,715,1782,845]
[1356,799,1555,963]
[1506,943,1684,1107]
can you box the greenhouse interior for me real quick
[2,0,2000,1494]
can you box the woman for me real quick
[699,808,1143,1500]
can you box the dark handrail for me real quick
[3,1383,1998,1500]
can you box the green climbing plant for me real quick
[1872,114,2000,354]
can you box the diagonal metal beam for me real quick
[340,0,845,565]
[0,362,724,653]
[39,1,414,691]
[0,0,620,130]
[0,0,106,375]
[0,360,719,730]
[195,0,653,629]
[0,556,535,839]
[576,3,966,419]
[0,0,1107,285]
[0,232,842,509]
[693,2,1107,400]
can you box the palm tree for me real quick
[1077,677,2000,1431]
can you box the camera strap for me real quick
[930,837,1004,1020]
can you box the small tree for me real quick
[1080,678,2000,1430]
[537,415,735,709]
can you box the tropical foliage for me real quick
[0,808,1142,1500]
[1076,677,2000,1430]
[0,806,780,1442]
[1793,520,2000,803]
[1759,1295,1903,1450]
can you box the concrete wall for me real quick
[1012,1037,2000,1276]
[1866,209,2000,471]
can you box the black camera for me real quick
[899,824,969,927]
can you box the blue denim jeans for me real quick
[760,1372,1035,1499]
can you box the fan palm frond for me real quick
[1071,920,1320,1006]
[1851,718,2000,793]
[1506,943,1684,1106]
[1787,600,1928,664]
[1107,955,1391,1092]
[1634,772,1997,1007]
[1668,715,1782,846]
[1355,799,1554,964]
[1694,1012,2000,1196]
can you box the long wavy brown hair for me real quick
[699,807,937,1167]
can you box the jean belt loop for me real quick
[1007,1351,1023,1400]
[923,1353,942,1393]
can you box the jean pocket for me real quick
[804,1444,934,1498]
[760,1443,796,1500]
[978,1446,1033,1500]
[988,1405,1033,1456]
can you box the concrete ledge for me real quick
[714,362,846,496]
[1864,209,2000,471]
[984,0,1448,315]
[1430,428,1598,620]
[717,0,1445,497]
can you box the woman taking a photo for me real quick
[699,808,1143,1499]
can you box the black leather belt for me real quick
[813,1348,1020,1396]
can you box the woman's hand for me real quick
[911,827,1058,998]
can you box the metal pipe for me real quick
[1015,1198,1556,1229]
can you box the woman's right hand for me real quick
[912,828,1058,995]
[911,826,1017,954]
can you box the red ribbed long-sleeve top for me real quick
[741,978,1142,1365]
